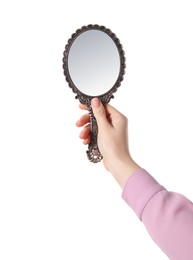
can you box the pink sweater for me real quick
[122,168,193,259]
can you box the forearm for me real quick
[122,168,193,259]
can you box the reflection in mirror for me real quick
[63,24,126,163]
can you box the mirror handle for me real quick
[86,106,103,163]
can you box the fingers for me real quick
[77,99,126,130]
[79,124,90,145]
[79,103,88,110]
[76,113,90,127]
[76,104,91,144]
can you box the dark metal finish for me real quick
[62,24,126,163]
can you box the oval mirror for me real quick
[62,24,126,163]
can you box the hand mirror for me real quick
[62,24,126,163]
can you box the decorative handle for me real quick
[86,106,103,163]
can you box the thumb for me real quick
[91,98,108,128]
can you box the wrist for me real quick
[109,156,140,189]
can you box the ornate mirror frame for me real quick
[62,24,126,163]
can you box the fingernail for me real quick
[91,98,100,107]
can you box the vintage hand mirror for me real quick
[62,24,126,163]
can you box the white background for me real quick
[0,1,193,259]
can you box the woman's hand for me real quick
[76,98,140,188]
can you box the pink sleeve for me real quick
[122,168,193,260]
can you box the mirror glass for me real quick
[68,30,120,96]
